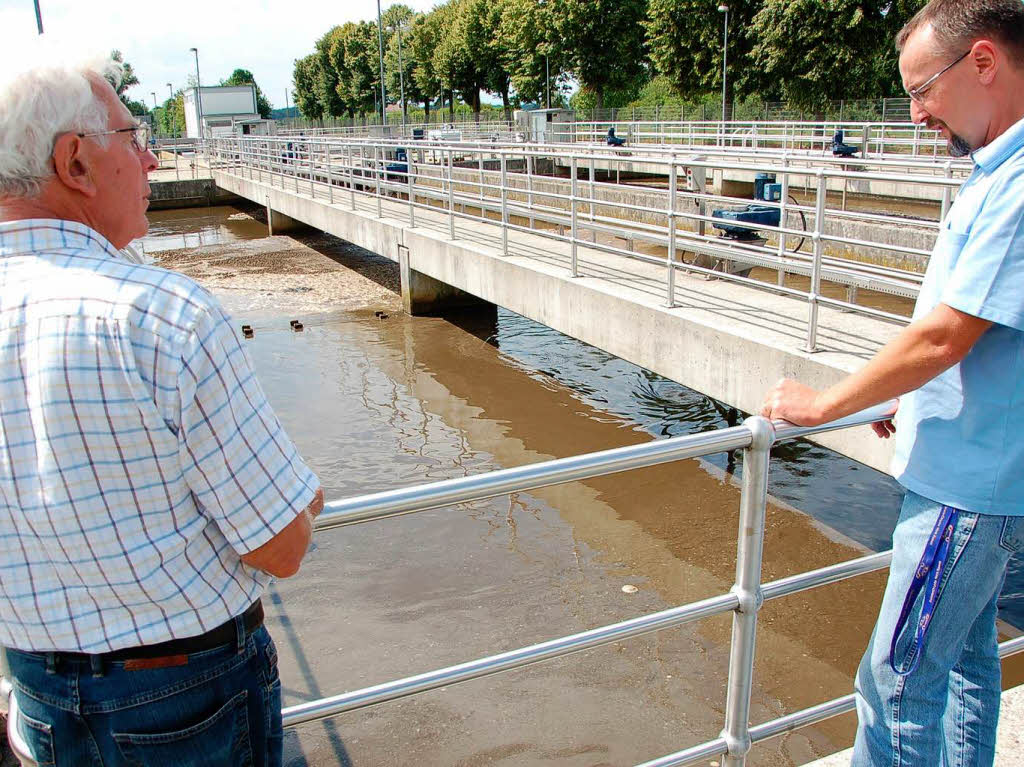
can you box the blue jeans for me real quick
[3,623,282,767]
[852,491,1024,767]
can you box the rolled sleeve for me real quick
[177,303,318,555]
[942,166,1024,331]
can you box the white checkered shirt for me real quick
[0,220,319,653]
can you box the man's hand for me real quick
[871,402,898,439]
[760,378,826,426]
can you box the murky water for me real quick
[139,206,267,254]
[148,206,1023,766]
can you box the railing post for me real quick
[940,161,953,222]
[805,169,827,353]
[327,143,334,204]
[375,144,383,218]
[720,416,774,767]
[776,155,790,288]
[407,152,416,227]
[348,144,356,210]
[589,156,596,242]
[665,154,677,308]
[500,152,509,256]
[570,155,579,277]
[448,149,456,240]
[527,153,535,229]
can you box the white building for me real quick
[183,85,259,139]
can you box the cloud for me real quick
[1,0,436,109]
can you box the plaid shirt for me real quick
[0,220,319,653]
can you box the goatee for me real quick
[949,133,972,157]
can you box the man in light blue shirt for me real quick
[762,1,1024,764]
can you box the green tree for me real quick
[384,8,425,120]
[646,0,761,118]
[220,68,273,119]
[332,21,380,117]
[109,50,148,115]
[549,0,649,111]
[408,10,445,119]
[747,0,926,111]
[433,1,485,116]
[292,54,324,120]
[499,0,564,107]
[314,27,348,118]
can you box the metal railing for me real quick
[209,134,964,351]
[260,404,1021,765]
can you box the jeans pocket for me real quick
[999,517,1024,554]
[13,705,55,767]
[113,689,253,767]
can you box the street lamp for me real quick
[376,0,387,125]
[150,92,157,109]
[33,0,43,34]
[188,47,203,141]
[166,83,173,101]
[718,4,729,123]
[545,52,550,109]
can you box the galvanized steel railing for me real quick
[208,134,964,352]
[276,404,1024,766]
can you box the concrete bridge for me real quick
[207,136,956,473]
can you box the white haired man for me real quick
[0,54,323,766]
[762,0,1024,764]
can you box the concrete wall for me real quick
[213,168,895,475]
[148,179,240,210]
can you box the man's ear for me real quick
[51,133,98,198]
[971,39,998,86]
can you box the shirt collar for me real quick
[0,219,125,261]
[971,113,1024,172]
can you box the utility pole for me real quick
[718,4,730,122]
[189,48,203,140]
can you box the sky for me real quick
[0,0,438,111]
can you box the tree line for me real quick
[291,0,926,122]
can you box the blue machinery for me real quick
[711,172,783,241]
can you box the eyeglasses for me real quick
[77,123,151,152]
[907,50,971,103]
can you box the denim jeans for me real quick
[3,622,282,767]
[852,490,1024,767]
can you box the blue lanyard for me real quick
[889,504,960,676]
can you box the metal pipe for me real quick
[315,425,751,530]
[805,170,827,352]
[666,156,677,307]
[570,156,579,277]
[448,149,456,239]
[501,153,509,256]
[283,591,738,728]
[720,416,773,767]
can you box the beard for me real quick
[949,133,972,157]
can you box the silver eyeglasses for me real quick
[77,123,151,152]
[907,50,971,103]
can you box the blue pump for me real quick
[711,173,782,240]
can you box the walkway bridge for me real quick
[207,135,962,473]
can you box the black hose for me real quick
[787,194,808,253]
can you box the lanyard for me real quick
[889,504,960,676]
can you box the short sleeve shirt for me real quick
[0,220,319,652]
[892,116,1024,515]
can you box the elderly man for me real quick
[762,1,1024,764]
[0,54,323,766]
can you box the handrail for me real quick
[274,403,923,767]
[210,133,952,350]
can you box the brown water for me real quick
[148,207,1024,767]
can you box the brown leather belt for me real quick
[27,600,264,666]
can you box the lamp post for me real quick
[188,47,203,141]
[718,4,729,123]
[545,53,550,109]
[33,0,43,34]
[391,23,407,128]
[166,83,175,137]
[376,0,387,125]
[150,92,157,109]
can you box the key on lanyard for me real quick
[889,504,960,676]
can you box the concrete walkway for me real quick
[804,684,1024,765]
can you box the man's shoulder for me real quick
[2,241,226,345]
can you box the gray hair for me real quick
[0,51,124,199]
[897,0,1024,65]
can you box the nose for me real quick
[909,99,930,125]
[142,147,159,174]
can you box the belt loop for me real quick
[234,614,245,655]
[44,653,57,675]
[90,654,105,678]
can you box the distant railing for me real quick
[208,134,967,351]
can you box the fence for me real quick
[208,134,967,350]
